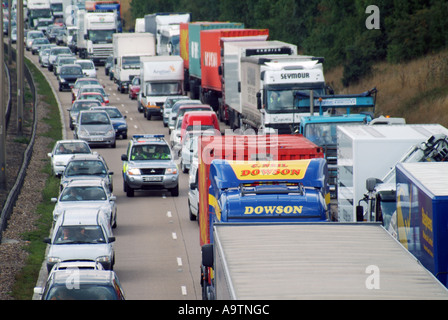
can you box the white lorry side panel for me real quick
[223,41,298,115]
[113,33,156,83]
[337,124,448,222]
[213,223,448,300]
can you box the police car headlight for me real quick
[47,257,61,264]
[166,168,178,175]
[96,256,111,263]
[127,168,141,175]
[106,129,115,136]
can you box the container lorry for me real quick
[221,40,298,127]
[112,33,156,93]
[395,162,448,288]
[337,124,448,222]
[357,133,448,229]
[196,134,326,249]
[26,0,52,29]
[296,88,377,198]
[144,13,191,56]
[201,222,448,299]
[180,22,245,97]
[49,0,63,19]
[200,28,269,113]
[238,55,329,134]
[76,10,118,64]
[85,1,123,32]
[139,56,184,120]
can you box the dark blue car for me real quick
[58,64,84,92]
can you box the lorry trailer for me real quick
[201,223,448,299]
[395,162,448,287]
[337,124,448,222]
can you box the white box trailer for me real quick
[239,55,326,134]
[222,40,297,129]
[139,56,184,120]
[337,124,448,222]
[112,32,156,93]
[206,223,448,300]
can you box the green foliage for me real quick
[129,0,448,86]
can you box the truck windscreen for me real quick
[267,87,325,113]
[88,30,114,44]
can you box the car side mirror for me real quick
[108,236,116,243]
[121,154,127,161]
[43,237,51,244]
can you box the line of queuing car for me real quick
[28,20,126,300]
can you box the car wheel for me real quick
[126,185,134,197]
[170,184,179,197]
[188,200,196,221]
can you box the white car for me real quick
[187,151,199,221]
[170,115,183,154]
[44,208,115,272]
[51,178,117,228]
[25,30,45,51]
[76,59,97,78]
[47,140,92,176]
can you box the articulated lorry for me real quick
[139,56,184,120]
[144,13,191,56]
[395,162,448,288]
[179,21,245,97]
[195,134,329,299]
[27,0,52,29]
[76,10,118,64]
[221,40,298,127]
[337,124,448,222]
[201,222,448,299]
[239,55,328,134]
[357,134,448,228]
[296,88,377,198]
[112,33,156,93]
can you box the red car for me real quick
[128,76,140,100]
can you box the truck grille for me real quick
[93,46,113,58]
[141,168,165,175]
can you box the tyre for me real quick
[170,184,179,197]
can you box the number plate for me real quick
[144,176,163,182]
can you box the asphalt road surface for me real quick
[26,49,205,300]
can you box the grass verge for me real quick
[10,58,61,299]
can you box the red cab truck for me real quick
[180,22,245,97]
[197,134,326,247]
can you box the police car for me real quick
[121,135,179,197]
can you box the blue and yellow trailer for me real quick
[396,162,448,287]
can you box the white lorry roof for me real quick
[214,223,448,299]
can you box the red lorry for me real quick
[199,28,269,112]
[197,134,326,247]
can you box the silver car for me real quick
[44,208,115,272]
[121,135,179,197]
[67,99,102,130]
[60,153,114,192]
[73,110,116,148]
[51,178,117,228]
[47,140,92,176]
[48,46,73,71]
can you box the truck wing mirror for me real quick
[256,92,262,110]
[366,177,383,192]
[202,244,214,268]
